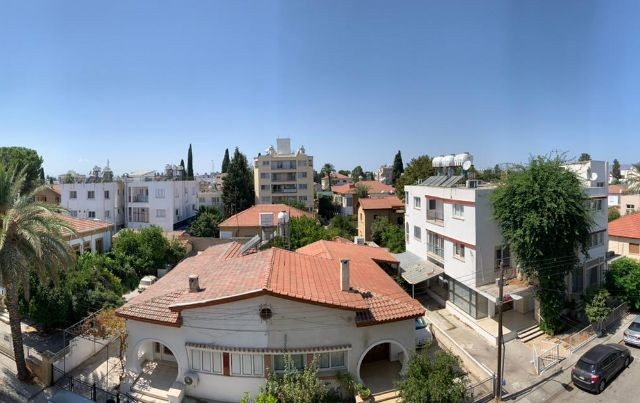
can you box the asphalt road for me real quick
[550,344,640,403]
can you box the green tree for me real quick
[398,346,469,403]
[370,217,405,253]
[283,199,307,211]
[392,150,404,185]
[321,163,335,191]
[259,355,328,403]
[187,144,194,180]
[221,148,230,174]
[395,155,435,199]
[328,215,357,239]
[355,183,369,198]
[628,163,640,193]
[273,216,331,250]
[608,207,621,222]
[0,165,75,380]
[338,170,351,177]
[0,147,45,193]
[317,195,336,224]
[492,156,593,334]
[585,288,612,334]
[351,166,364,182]
[222,147,255,215]
[611,159,622,183]
[606,257,640,310]
[188,206,223,237]
[578,153,591,162]
[179,159,185,179]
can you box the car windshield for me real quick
[629,322,640,331]
[576,359,596,373]
[415,317,427,329]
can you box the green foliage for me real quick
[398,346,469,403]
[0,147,44,192]
[354,183,369,198]
[585,288,612,329]
[328,215,357,239]
[392,150,404,185]
[395,155,435,199]
[606,257,640,310]
[371,217,405,253]
[283,199,307,211]
[221,148,230,174]
[491,156,593,334]
[321,163,335,190]
[338,170,351,177]
[318,195,336,224]
[578,153,591,162]
[277,216,332,250]
[188,206,223,237]
[629,163,640,193]
[222,147,255,215]
[187,144,194,180]
[608,207,621,222]
[113,226,186,278]
[260,355,328,403]
[612,159,622,182]
[351,165,364,182]
[474,164,503,182]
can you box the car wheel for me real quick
[625,357,630,368]
[597,379,606,394]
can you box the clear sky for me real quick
[1,0,639,177]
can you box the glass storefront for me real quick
[447,277,488,319]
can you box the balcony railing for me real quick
[272,188,298,194]
[426,210,444,224]
[132,195,149,203]
[427,244,444,260]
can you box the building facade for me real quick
[375,165,393,185]
[253,138,314,209]
[357,196,404,242]
[608,213,640,260]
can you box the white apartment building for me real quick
[197,174,224,212]
[375,165,393,185]
[402,160,608,345]
[253,138,314,209]
[59,166,125,229]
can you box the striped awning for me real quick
[185,342,351,354]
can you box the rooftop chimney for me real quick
[188,274,200,293]
[340,259,350,292]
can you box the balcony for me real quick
[426,209,444,225]
[427,244,445,261]
[133,195,149,203]
[271,174,297,182]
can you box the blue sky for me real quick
[1,0,639,176]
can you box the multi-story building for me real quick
[321,172,351,191]
[60,166,126,229]
[375,165,393,185]
[197,173,224,212]
[124,165,197,231]
[402,158,608,345]
[253,138,314,209]
[332,181,396,216]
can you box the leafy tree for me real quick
[611,159,622,183]
[392,150,404,185]
[364,171,375,180]
[398,345,469,403]
[608,207,621,222]
[188,206,223,237]
[0,147,45,193]
[0,164,75,380]
[321,163,335,191]
[338,170,351,177]
[283,199,307,211]
[39,167,45,185]
[628,163,640,193]
[492,156,593,334]
[273,216,331,250]
[578,153,591,162]
[317,195,336,224]
[355,183,369,198]
[585,288,612,334]
[328,215,357,239]
[475,164,503,182]
[179,159,185,179]
[606,257,640,310]
[371,217,405,253]
[259,355,328,403]
[221,148,230,173]
[351,166,364,182]
[395,155,435,199]
[187,144,194,180]
[312,170,320,184]
[222,147,255,216]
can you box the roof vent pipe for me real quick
[189,274,200,293]
[340,259,350,291]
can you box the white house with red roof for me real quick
[332,181,396,216]
[321,172,352,191]
[59,214,114,254]
[117,240,423,402]
[608,213,640,259]
[218,204,313,239]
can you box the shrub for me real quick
[606,257,640,310]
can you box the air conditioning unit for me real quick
[353,236,365,245]
[183,372,199,387]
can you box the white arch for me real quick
[130,337,182,380]
[356,339,410,383]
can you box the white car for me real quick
[138,275,158,293]
[415,317,433,348]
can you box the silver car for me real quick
[623,315,640,347]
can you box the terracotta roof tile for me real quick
[609,213,640,240]
[359,196,404,210]
[331,181,395,195]
[609,184,627,195]
[58,214,113,237]
[219,204,313,228]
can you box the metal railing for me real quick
[132,195,148,203]
[427,244,445,259]
[427,210,445,224]
[532,343,563,374]
[55,373,139,403]
[465,375,495,402]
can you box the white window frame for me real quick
[231,353,264,377]
[104,190,110,199]
[452,204,464,219]
[413,225,421,240]
[87,211,96,218]
[318,351,347,370]
[70,191,77,199]
[454,243,465,260]
[156,209,166,218]
[413,197,421,209]
[188,349,222,374]
[87,191,95,199]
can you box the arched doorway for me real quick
[357,340,409,394]
[131,340,180,400]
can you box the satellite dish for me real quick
[590,172,598,181]
[462,160,472,171]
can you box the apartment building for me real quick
[60,166,126,228]
[197,173,224,212]
[124,166,197,231]
[402,159,608,345]
[253,138,314,209]
[375,165,393,185]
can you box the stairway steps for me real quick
[373,389,401,402]
[521,330,545,343]
[517,326,542,339]
[131,387,170,403]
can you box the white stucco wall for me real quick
[124,295,415,402]
[60,182,125,227]
[68,229,113,253]
[125,180,197,230]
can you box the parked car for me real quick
[571,343,631,394]
[415,316,432,348]
[623,315,640,347]
[138,275,157,293]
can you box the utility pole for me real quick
[495,259,506,402]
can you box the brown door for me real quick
[363,343,390,364]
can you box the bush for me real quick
[371,217,405,253]
[585,288,612,333]
[188,206,223,237]
[606,257,640,310]
[328,215,357,239]
[259,355,327,403]
[608,207,621,222]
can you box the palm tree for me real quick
[321,163,335,191]
[0,165,75,380]
[628,162,640,193]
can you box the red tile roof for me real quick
[323,173,350,180]
[609,184,627,195]
[359,196,404,210]
[219,204,313,228]
[59,214,113,237]
[332,181,395,196]
[609,213,640,240]
[117,240,422,327]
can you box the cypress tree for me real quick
[392,150,404,185]
[222,147,255,215]
[187,144,194,180]
[221,148,230,173]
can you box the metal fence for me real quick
[566,324,597,353]
[532,343,562,375]
[465,375,495,402]
[54,374,139,403]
